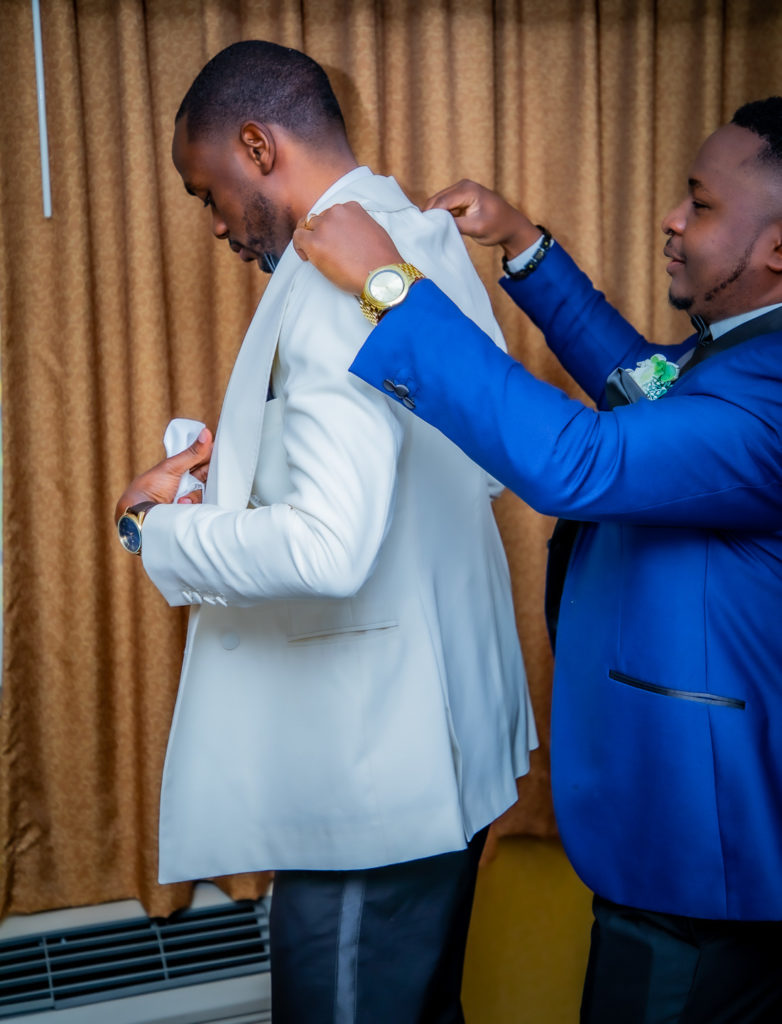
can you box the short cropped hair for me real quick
[731,97,782,168]
[176,40,346,144]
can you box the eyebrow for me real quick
[688,176,715,197]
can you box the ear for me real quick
[770,238,782,273]
[767,224,782,273]
[239,122,275,175]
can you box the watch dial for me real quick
[118,515,142,554]
[369,269,405,304]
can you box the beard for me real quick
[668,290,693,311]
[668,238,757,314]
[241,191,295,274]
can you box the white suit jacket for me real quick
[142,167,537,883]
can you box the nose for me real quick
[661,197,687,237]
[211,208,229,239]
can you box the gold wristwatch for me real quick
[358,263,425,325]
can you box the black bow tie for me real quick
[689,314,713,347]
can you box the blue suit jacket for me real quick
[350,244,782,920]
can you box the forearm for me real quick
[141,495,391,607]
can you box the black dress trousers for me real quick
[269,827,487,1024]
[581,895,782,1024]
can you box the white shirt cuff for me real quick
[504,234,555,275]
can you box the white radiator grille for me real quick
[0,900,270,1018]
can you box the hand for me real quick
[176,451,211,505]
[177,487,205,505]
[424,179,540,259]
[292,202,403,295]
[114,426,213,523]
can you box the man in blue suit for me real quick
[294,98,782,1021]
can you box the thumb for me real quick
[168,426,213,471]
[423,179,476,215]
[292,229,312,262]
[292,214,313,262]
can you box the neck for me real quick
[279,136,359,222]
[706,300,782,340]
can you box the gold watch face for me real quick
[367,268,406,306]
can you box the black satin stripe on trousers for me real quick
[580,895,782,1024]
[269,827,488,1024]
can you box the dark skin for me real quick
[294,126,782,322]
[291,180,541,294]
[118,124,782,524]
[115,113,356,523]
[113,427,213,522]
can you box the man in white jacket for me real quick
[115,40,535,1024]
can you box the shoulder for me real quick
[282,259,372,373]
[682,332,782,399]
[329,171,502,340]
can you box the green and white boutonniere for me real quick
[626,353,680,400]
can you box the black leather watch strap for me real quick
[127,500,157,517]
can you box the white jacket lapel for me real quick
[207,171,416,509]
[206,246,298,508]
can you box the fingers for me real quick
[423,179,480,214]
[292,219,313,262]
[424,180,537,252]
[155,426,213,491]
[169,426,213,470]
[292,203,402,294]
[190,425,212,454]
[423,179,496,241]
[115,427,213,523]
[293,212,318,261]
[190,461,210,484]
[293,203,365,255]
[177,488,204,505]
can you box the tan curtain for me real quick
[1,0,781,919]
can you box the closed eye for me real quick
[687,177,711,212]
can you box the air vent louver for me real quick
[0,900,269,1017]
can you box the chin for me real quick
[668,289,694,312]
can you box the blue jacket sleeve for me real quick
[349,275,782,530]
[500,244,693,407]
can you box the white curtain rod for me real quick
[31,0,52,218]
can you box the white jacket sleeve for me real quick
[140,266,404,607]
